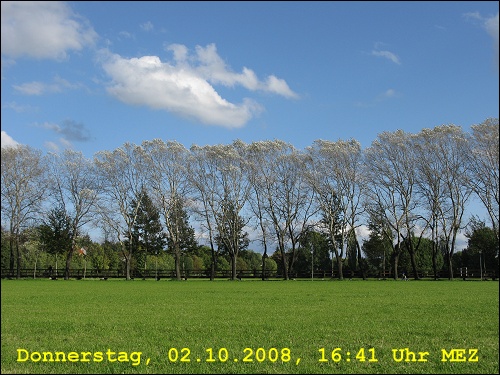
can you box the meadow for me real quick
[1,278,498,374]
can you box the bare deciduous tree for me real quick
[47,149,100,280]
[188,144,222,280]
[413,124,472,280]
[306,138,365,280]
[247,142,275,280]
[248,140,315,280]
[3,118,497,280]
[142,139,191,280]
[1,145,48,278]
[433,125,472,279]
[467,118,499,243]
[212,140,251,280]
[414,128,449,279]
[189,141,251,280]
[94,143,146,280]
[364,130,426,280]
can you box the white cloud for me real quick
[1,1,97,60]
[464,11,499,70]
[13,81,53,95]
[484,13,499,69]
[1,131,19,148]
[44,141,60,152]
[2,101,36,113]
[42,137,75,152]
[383,88,396,98]
[13,76,84,95]
[140,21,154,32]
[119,31,133,38]
[376,88,400,101]
[371,49,401,65]
[100,44,297,128]
[59,137,73,149]
[455,232,469,252]
[167,44,189,63]
[354,88,400,108]
[355,224,371,242]
[265,75,299,99]
[464,12,482,21]
[485,13,499,45]
[192,44,298,98]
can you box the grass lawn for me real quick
[1,278,498,374]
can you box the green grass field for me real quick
[1,278,498,374]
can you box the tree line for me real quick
[1,118,498,281]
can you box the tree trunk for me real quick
[210,260,215,281]
[126,257,131,280]
[408,248,419,280]
[355,238,367,280]
[393,248,400,280]
[174,243,182,281]
[447,229,459,280]
[280,245,289,280]
[287,245,299,279]
[391,240,403,280]
[261,248,267,281]
[406,239,419,280]
[66,237,80,280]
[431,224,439,280]
[231,254,237,280]
[335,252,344,280]
[208,241,216,281]
[64,247,74,280]
[432,249,438,280]
[16,237,21,279]
[9,230,15,277]
[447,254,454,280]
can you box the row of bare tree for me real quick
[1,118,498,281]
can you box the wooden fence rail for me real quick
[1,268,497,280]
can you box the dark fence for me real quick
[0,267,277,280]
[1,267,497,280]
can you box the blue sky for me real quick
[1,1,498,156]
[1,1,498,250]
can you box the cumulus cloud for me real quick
[99,44,298,128]
[192,44,298,98]
[1,1,97,60]
[355,225,371,242]
[1,131,19,148]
